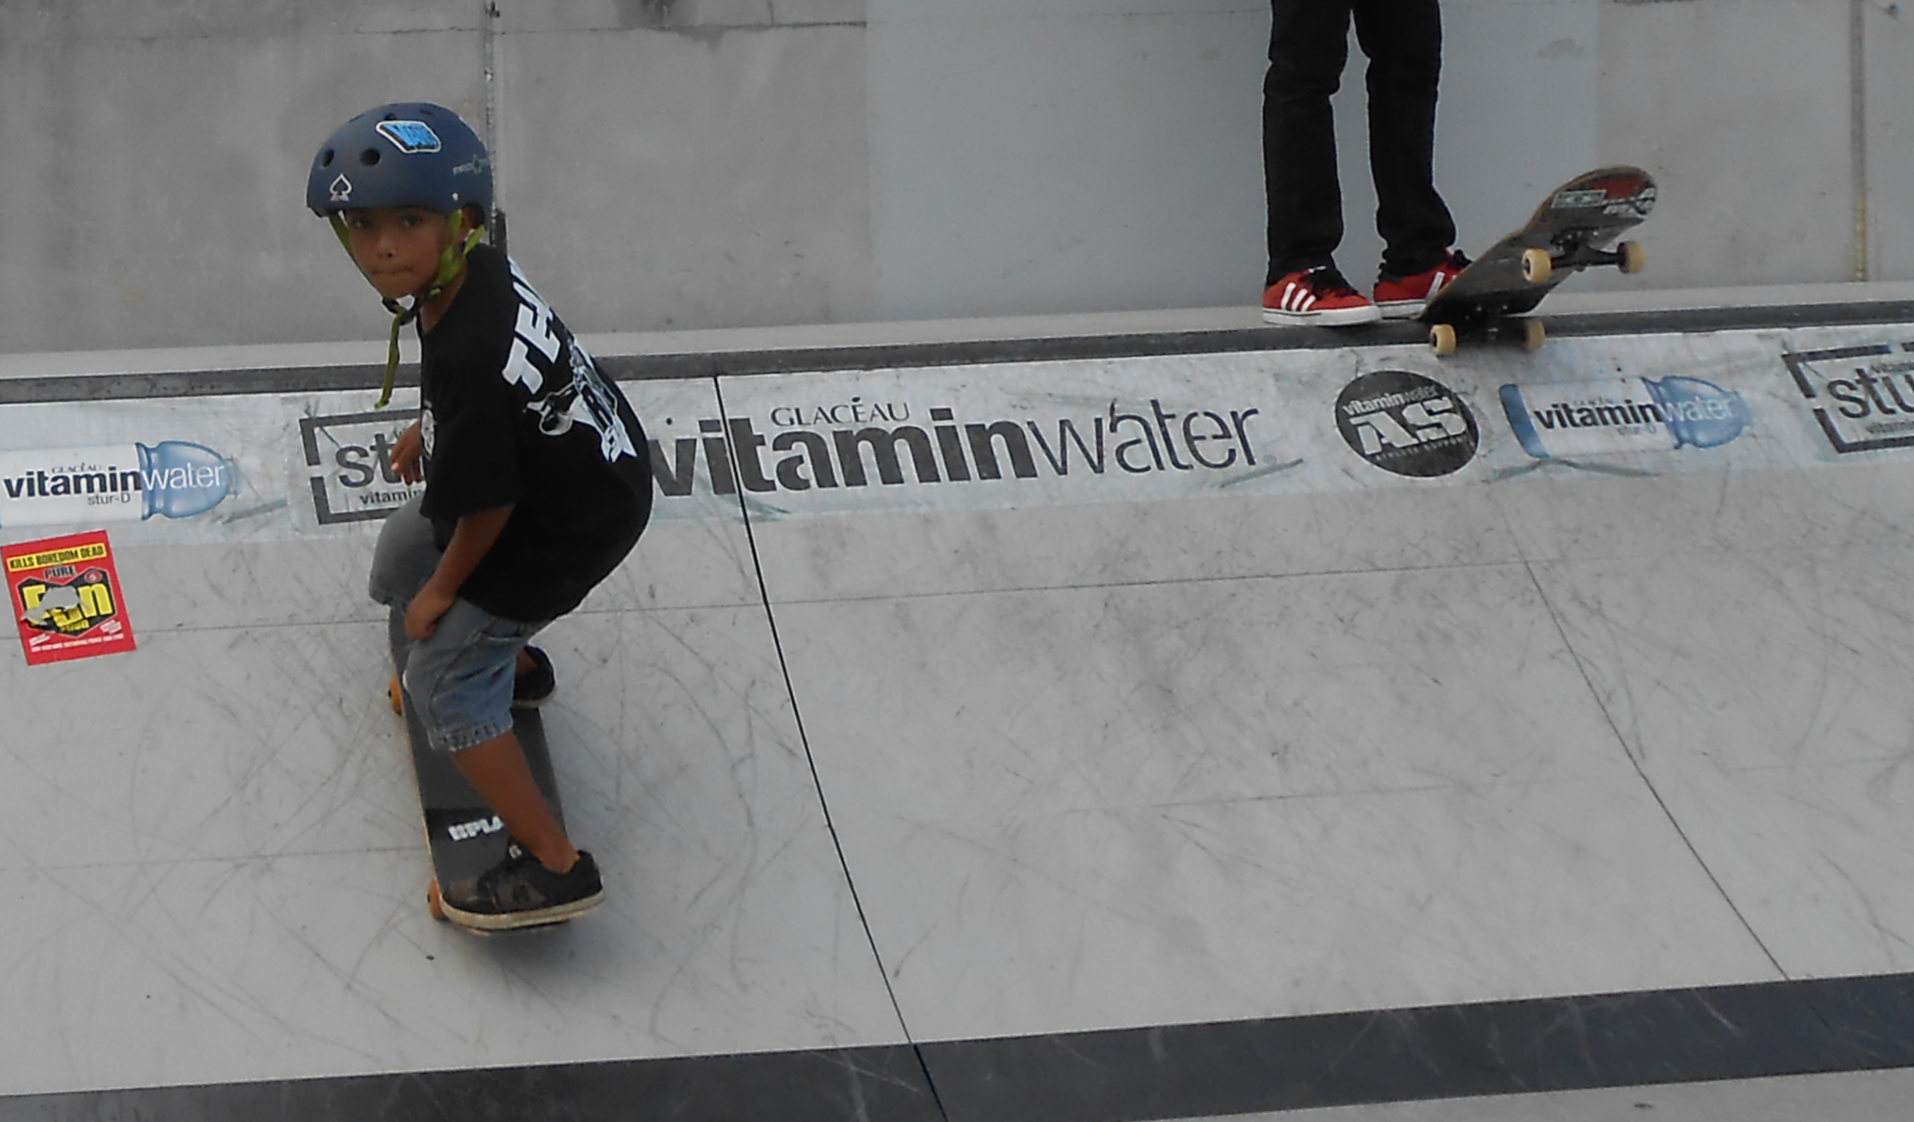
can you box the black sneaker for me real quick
[512,645,555,708]
[439,841,605,931]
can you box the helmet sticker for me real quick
[451,155,490,178]
[375,120,443,154]
[329,175,354,204]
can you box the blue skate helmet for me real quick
[306,102,493,217]
[307,102,493,406]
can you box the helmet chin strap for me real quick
[330,213,484,408]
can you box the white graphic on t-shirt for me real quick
[503,282,556,394]
[500,260,639,465]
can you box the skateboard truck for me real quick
[1526,240,1648,284]
[1430,316,1549,358]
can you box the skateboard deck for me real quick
[388,649,568,932]
[1421,166,1657,355]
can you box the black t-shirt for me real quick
[417,245,652,622]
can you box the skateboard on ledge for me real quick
[1421,166,1657,356]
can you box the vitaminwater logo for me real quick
[646,398,1269,497]
[0,442,238,529]
[299,411,423,525]
[1335,370,1478,477]
[1783,341,1914,454]
[1500,376,1749,460]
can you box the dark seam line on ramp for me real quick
[708,377,953,1121]
[5,299,1910,404]
[9,972,1913,1121]
[1488,486,1787,977]
[739,557,1544,610]
[1515,553,1787,980]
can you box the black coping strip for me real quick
[9,972,1913,1121]
[6,300,1912,405]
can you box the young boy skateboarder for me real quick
[306,102,653,930]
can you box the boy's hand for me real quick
[407,505,512,642]
[405,584,456,642]
[392,421,424,484]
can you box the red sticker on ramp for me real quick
[4,530,137,665]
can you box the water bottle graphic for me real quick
[0,441,239,528]
[1500,376,1749,460]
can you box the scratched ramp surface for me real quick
[719,329,1914,1121]
[703,334,1912,1060]
[0,395,907,1099]
[5,313,1914,1120]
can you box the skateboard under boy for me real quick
[387,639,569,933]
[1421,166,1657,356]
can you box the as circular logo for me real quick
[1335,369,1478,477]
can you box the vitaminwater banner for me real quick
[1,320,1911,545]
[295,407,423,525]
[0,442,238,528]
[290,380,738,529]
[4,530,137,665]
[0,396,274,546]
[678,353,1320,520]
[1497,375,1752,462]
[1780,339,1914,455]
[656,342,1798,515]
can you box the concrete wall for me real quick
[0,0,1902,353]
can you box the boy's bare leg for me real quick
[452,731,580,874]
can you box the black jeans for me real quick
[1264,0,1456,284]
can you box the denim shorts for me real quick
[370,497,548,753]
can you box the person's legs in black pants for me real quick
[1263,0,1355,286]
[1353,0,1456,280]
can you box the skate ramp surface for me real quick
[2,293,1913,1120]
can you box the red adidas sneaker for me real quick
[1374,249,1469,319]
[1262,266,1382,327]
